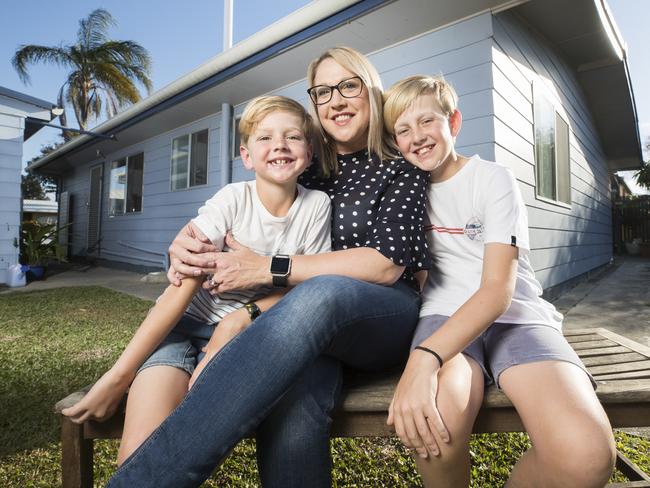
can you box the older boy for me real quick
[62,95,331,464]
[383,75,615,488]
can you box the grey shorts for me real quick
[411,315,595,389]
[137,314,215,376]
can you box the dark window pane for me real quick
[190,130,208,187]
[127,153,144,213]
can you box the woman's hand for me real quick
[204,233,270,293]
[188,308,251,389]
[167,222,220,285]
[388,350,450,459]
[61,368,133,424]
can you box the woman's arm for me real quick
[388,243,518,458]
[204,234,405,293]
[61,277,202,423]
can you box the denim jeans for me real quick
[107,275,421,488]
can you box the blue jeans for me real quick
[107,275,421,488]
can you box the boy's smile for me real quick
[393,94,465,182]
[240,110,312,186]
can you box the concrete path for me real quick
[0,264,168,301]
[553,257,650,347]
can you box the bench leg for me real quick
[61,417,93,488]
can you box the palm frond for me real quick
[77,9,115,50]
[11,45,73,84]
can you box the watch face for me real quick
[270,255,291,275]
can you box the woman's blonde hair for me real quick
[307,46,392,177]
[383,75,458,136]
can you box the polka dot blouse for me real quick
[300,149,432,290]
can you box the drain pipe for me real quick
[220,103,233,188]
[219,0,234,189]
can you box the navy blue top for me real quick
[300,149,432,290]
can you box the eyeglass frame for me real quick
[306,76,365,106]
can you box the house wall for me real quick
[61,114,221,267]
[0,111,24,284]
[62,13,497,270]
[490,11,612,288]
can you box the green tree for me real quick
[12,9,152,139]
[634,138,650,191]
[21,141,62,199]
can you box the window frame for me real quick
[231,115,242,161]
[108,152,145,217]
[170,128,210,192]
[532,82,572,208]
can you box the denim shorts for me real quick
[411,315,595,389]
[137,314,215,376]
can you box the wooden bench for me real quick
[55,327,650,487]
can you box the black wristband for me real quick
[414,346,443,367]
[244,302,261,321]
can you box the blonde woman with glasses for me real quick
[108,46,431,488]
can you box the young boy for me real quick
[383,76,615,487]
[62,95,332,464]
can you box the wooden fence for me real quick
[613,196,650,253]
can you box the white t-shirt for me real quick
[419,156,562,329]
[184,180,332,324]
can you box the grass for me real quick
[0,286,649,487]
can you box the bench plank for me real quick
[582,352,648,367]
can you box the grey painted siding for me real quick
[490,11,612,288]
[0,114,22,282]
[62,114,221,267]
[61,13,496,269]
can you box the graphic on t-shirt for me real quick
[424,224,464,235]
[464,216,484,241]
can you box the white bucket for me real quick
[7,264,27,287]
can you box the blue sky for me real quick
[1,0,648,191]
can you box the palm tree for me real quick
[12,8,152,139]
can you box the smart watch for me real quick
[270,254,292,287]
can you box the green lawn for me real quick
[0,286,648,487]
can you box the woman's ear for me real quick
[449,109,463,137]
[240,145,253,170]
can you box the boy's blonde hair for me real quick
[307,46,392,176]
[239,95,314,147]
[383,75,459,136]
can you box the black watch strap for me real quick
[270,254,291,288]
[272,274,289,287]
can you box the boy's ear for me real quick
[240,145,253,170]
[449,109,462,137]
[306,143,313,166]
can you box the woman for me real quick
[107,46,431,488]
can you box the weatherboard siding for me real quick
[0,113,22,283]
[59,10,613,291]
[491,11,612,289]
[61,114,222,267]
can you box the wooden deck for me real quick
[55,327,650,487]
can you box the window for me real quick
[533,84,571,205]
[171,129,209,190]
[109,152,144,216]
[231,116,242,160]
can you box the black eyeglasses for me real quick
[307,76,364,105]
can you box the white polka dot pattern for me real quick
[299,149,432,290]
